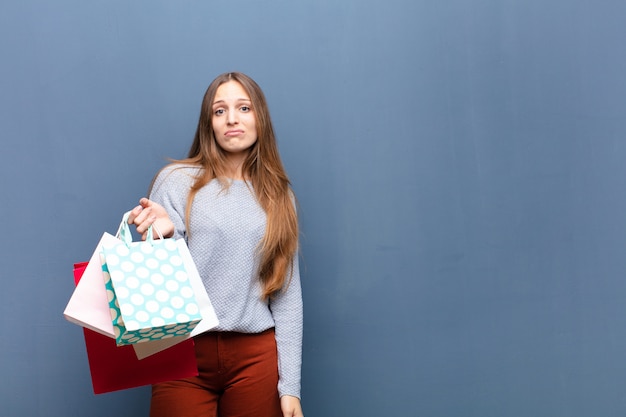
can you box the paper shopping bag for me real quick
[65,235,194,358]
[64,216,219,357]
[83,330,198,394]
[175,238,219,337]
[101,214,202,346]
[64,233,122,338]
[74,262,199,394]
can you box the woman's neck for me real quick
[223,154,246,180]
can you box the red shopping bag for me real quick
[73,262,199,394]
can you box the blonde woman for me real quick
[129,72,303,417]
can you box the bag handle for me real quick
[115,211,164,246]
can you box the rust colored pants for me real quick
[149,329,282,417]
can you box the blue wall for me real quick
[2,0,626,416]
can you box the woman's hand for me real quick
[280,395,304,417]
[127,198,175,240]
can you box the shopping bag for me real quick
[74,262,199,394]
[101,213,202,346]
[65,236,193,358]
[64,217,219,358]
[63,233,122,338]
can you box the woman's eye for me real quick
[214,108,225,116]
[240,106,251,112]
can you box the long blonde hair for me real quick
[176,72,298,299]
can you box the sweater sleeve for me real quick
[148,165,196,240]
[270,252,303,398]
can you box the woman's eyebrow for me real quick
[212,98,251,106]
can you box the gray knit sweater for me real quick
[149,164,303,398]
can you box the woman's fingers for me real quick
[127,200,156,236]
[127,199,175,239]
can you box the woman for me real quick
[128,72,304,417]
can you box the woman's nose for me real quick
[227,110,238,125]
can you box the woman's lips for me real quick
[225,129,244,137]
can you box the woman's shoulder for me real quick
[158,162,201,177]
[151,163,202,191]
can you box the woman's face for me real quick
[211,80,258,161]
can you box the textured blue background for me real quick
[2,0,626,416]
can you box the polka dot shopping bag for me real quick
[101,213,203,346]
